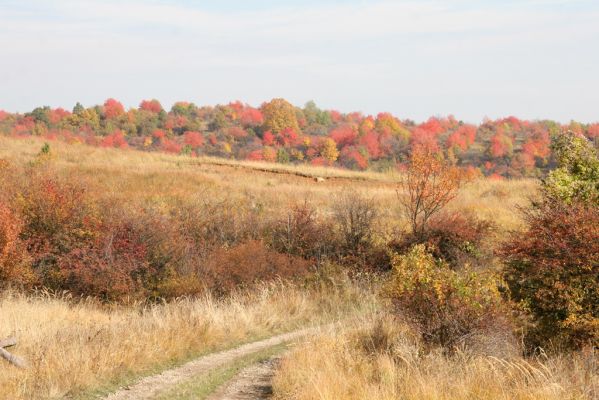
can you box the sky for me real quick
[0,0,598,123]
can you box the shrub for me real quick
[332,190,378,253]
[17,171,100,286]
[391,211,494,269]
[56,219,152,301]
[176,194,264,258]
[127,208,203,298]
[502,198,599,350]
[543,131,598,205]
[384,245,510,350]
[204,240,312,294]
[270,202,334,260]
[502,132,599,350]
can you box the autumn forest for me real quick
[2,97,598,177]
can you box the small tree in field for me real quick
[398,147,468,238]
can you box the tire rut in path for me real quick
[103,327,316,400]
[206,357,281,400]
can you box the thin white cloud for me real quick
[0,0,597,122]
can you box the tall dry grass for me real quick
[0,282,375,400]
[273,316,597,400]
[0,135,536,233]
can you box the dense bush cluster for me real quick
[388,132,598,352]
[0,157,385,301]
[1,97,598,176]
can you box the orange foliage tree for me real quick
[398,147,468,238]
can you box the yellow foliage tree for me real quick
[320,138,339,164]
[261,98,300,134]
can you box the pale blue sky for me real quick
[0,0,598,122]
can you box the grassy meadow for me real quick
[3,135,593,400]
[0,135,534,232]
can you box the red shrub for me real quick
[204,240,311,294]
[502,199,599,350]
[18,172,100,285]
[57,221,152,300]
[0,203,33,287]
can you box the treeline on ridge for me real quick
[1,98,598,177]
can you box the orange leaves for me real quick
[399,147,470,237]
[204,240,311,295]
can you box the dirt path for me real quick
[103,327,315,400]
[206,357,281,400]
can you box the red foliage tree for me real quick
[359,130,382,159]
[277,127,300,147]
[587,123,599,139]
[330,125,357,148]
[103,98,125,119]
[411,128,439,152]
[262,131,275,146]
[447,124,477,151]
[101,130,128,149]
[246,149,264,161]
[490,127,513,158]
[228,126,248,140]
[161,139,183,154]
[48,108,70,124]
[139,99,163,113]
[418,117,445,135]
[340,147,368,170]
[240,107,264,127]
[183,131,204,147]
[152,129,166,140]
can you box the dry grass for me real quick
[0,135,536,233]
[0,282,375,400]
[273,316,597,400]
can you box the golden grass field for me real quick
[0,135,535,233]
[273,315,598,400]
[0,282,373,400]
[0,136,568,400]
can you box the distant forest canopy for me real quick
[1,98,598,177]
